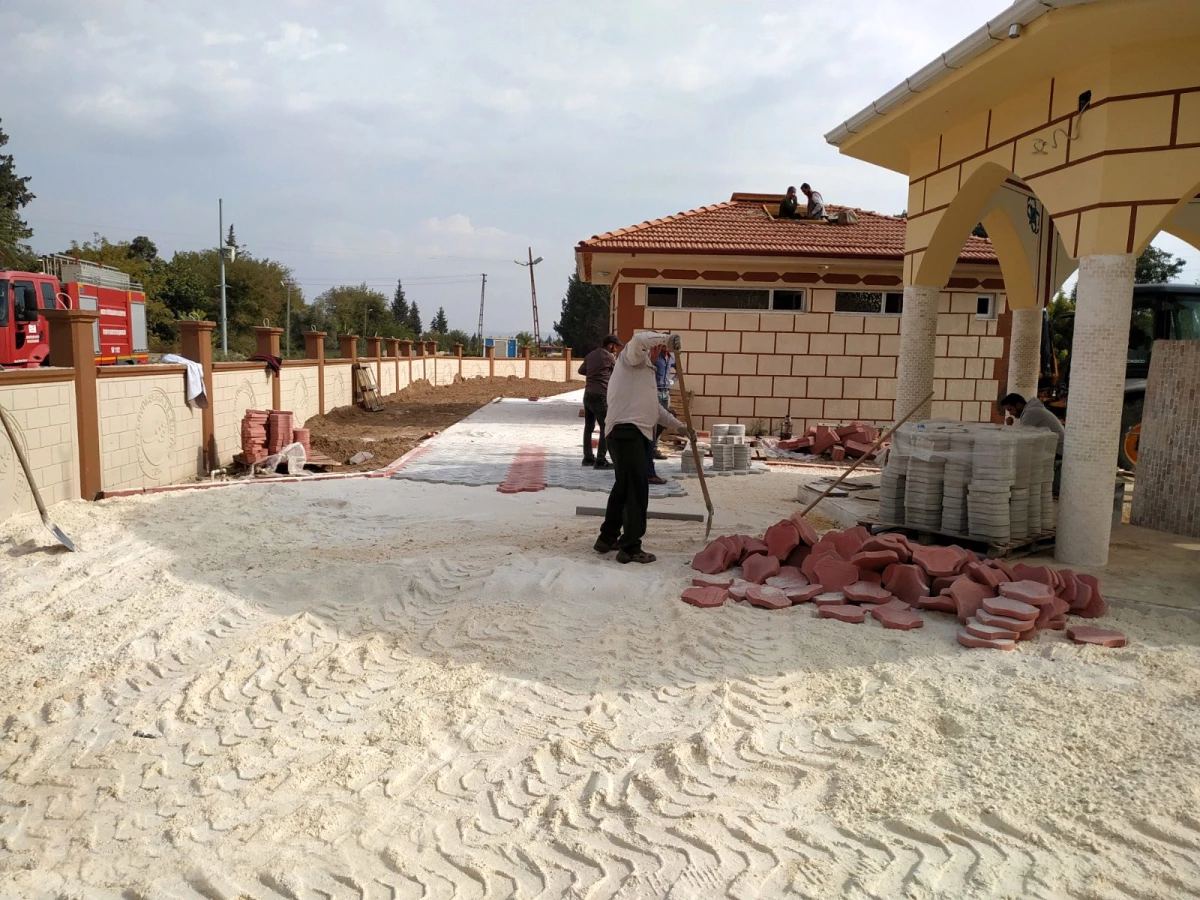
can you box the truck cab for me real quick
[0,269,64,368]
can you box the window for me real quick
[835,290,903,315]
[976,294,996,319]
[12,281,39,322]
[0,281,8,327]
[40,282,58,310]
[645,285,806,311]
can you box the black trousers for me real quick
[601,423,651,553]
[582,392,608,464]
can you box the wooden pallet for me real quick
[857,517,1057,560]
[353,363,384,412]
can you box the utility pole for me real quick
[476,273,487,349]
[281,280,291,357]
[218,199,228,354]
[515,248,543,355]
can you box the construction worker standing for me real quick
[578,334,622,468]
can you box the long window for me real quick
[834,290,903,315]
[0,281,8,327]
[647,285,806,312]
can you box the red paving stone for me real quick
[813,592,848,605]
[1067,625,1127,647]
[965,560,1010,589]
[784,584,827,603]
[681,586,729,608]
[830,529,867,560]
[956,629,1016,651]
[870,605,924,630]
[739,536,770,562]
[814,557,860,592]
[946,577,997,623]
[785,544,812,568]
[497,445,548,493]
[965,618,1021,640]
[916,594,957,613]
[912,545,970,578]
[692,541,734,575]
[976,610,1037,632]
[857,569,884,585]
[882,563,931,606]
[692,576,735,589]
[727,581,753,601]
[764,521,800,561]
[862,533,912,562]
[850,548,901,571]
[743,554,781,584]
[998,580,1055,606]
[843,581,893,604]
[1012,564,1061,592]
[766,569,810,593]
[818,604,866,623]
[981,595,1040,621]
[1075,574,1108,618]
[746,584,791,610]
[789,514,820,547]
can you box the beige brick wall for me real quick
[645,287,1007,431]
[281,365,321,426]
[213,367,273,465]
[98,372,204,492]
[463,359,491,380]
[379,358,398,396]
[324,362,355,411]
[0,376,79,519]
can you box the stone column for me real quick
[43,309,102,500]
[523,346,531,379]
[303,331,326,415]
[385,338,399,358]
[254,326,284,409]
[1057,253,1136,567]
[366,336,383,358]
[895,284,941,421]
[338,334,359,360]
[425,340,437,357]
[1007,306,1042,401]
[179,320,217,471]
[486,345,495,377]
[398,340,412,358]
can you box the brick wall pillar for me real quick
[425,340,437,357]
[254,326,284,409]
[43,309,102,500]
[563,348,573,383]
[338,334,359,360]
[399,340,412,358]
[303,331,326,414]
[366,337,383,387]
[895,285,940,421]
[179,320,217,471]
[523,346,531,379]
[1057,253,1135,567]
[1007,307,1042,401]
[385,338,399,358]
[455,343,464,379]
[486,344,495,377]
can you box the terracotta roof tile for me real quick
[577,194,996,263]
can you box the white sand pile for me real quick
[0,470,1198,899]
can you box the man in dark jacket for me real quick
[578,335,622,468]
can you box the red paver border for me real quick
[497,445,548,494]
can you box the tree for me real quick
[407,301,422,337]
[128,235,158,263]
[515,331,535,350]
[225,224,239,255]
[391,278,409,325]
[431,306,449,333]
[1046,290,1075,380]
[553,273,610,356]
[313,283,390,340]
[1135,245,1185,284]
[0,119,36,270]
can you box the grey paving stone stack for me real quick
[879,424,911,522]
[1037,430,1058,531]
[941,430,974,533]
[967,427,1016,543]
[904,431,950,530]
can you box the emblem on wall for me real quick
[136,388,177,479]
[1026,197,1042,235]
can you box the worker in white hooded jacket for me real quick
[595,331,690,564]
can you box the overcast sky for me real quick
[3,1,1197,335]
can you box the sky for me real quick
[2,1,1197,335]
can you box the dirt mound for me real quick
[305,376,575,470]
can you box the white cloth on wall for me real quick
[162,353,209,409]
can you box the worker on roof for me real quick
[778,186,800,219]
[800,183,826,219]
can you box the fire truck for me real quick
[0,254,149,368]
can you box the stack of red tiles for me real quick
[241,410,270,463]
[267,410,294,454]
[292,427,311,456]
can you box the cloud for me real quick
[265,23,347,60]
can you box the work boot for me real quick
[594,536,619,553]
[581,458,595,466]
[594,460,612,470]
[648,476,668,486]
[616,549,656,564]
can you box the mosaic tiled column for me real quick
[895,285,940,421]
[1007,307,1042,402]
[1057,253,1135,567]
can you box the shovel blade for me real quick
[43,514,76,552]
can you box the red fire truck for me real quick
[0,254,149,368]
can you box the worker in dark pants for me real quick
[578,334,622,468]
[595,332,689,564]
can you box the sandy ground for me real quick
[1,463,1199,898]
[306,377,578,470]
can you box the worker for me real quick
[778,186,800,219]
[596,332,689,564]
[578,334,622,469]
[998,392,1066,494]
[648,348,675,484]
[800,183,826,219]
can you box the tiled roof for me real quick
[577,193,997,263]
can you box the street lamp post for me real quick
[514,248,544,355]
[281,280,291,357]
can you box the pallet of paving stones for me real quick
[857,517,1056,560]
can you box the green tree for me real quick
[1135,244,1185,284]
[515,331,535,350]
[391,278,409,325]
[225,224,239,256]
[1047,290,1075,379]
[431,306,449,333]
[0,119,36,270]
[553,273,610,356]
[407,301,422,336]
[314,283,390,341]
[128,235,158,263]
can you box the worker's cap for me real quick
[602,334,623,347]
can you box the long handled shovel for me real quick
[674,356,715,541]
[0,403,76,551]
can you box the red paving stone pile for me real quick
[497,445,548,494]
[682,519,1124,650]
[267,410,294,454]
[293,427,311,457]
[240,410,270,464]
[776,421,885,461]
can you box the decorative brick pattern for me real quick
[213,368,273,465]
[1130,341,1200,537]
[0,379,79,519]
[1057,254,1136,566]
[896,285,940,421]
[1007,307,1041,400]
[98,374,204,492]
